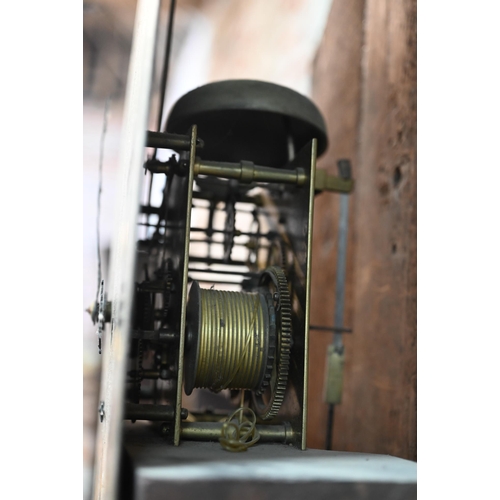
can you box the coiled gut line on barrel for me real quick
[196,290,263,392]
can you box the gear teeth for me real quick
[254,266,292,421]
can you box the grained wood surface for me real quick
[307,0,365,452]
[308,0,416,461]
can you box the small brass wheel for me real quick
[252,266,292,420]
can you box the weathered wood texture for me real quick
[307,0,365,452]
[307,0,416,461]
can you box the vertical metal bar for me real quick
[325,191,350,451]
[155,0,177,147]
[333,194,349,352]
[301,139,318,450]
[325,404,335,450]
[92,2,161,500]
[174,125,197,445]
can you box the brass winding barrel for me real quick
[184,281,271,395]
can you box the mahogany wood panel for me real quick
[307,0,416,461]
[307,0,365,451]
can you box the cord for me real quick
[219,407,260,452]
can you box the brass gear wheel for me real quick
[252,266,292,420]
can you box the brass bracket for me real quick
[324,346,345,405]
[314,169,354,193]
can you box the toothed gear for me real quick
[266,237,291,278]
[255,290,276,396]
[252,266,292,420]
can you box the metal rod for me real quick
[189,238,270,251]
[333,192,350,351]
[189,278,245,286]
[324,190,350,450]
[325,404,334,450]
[192,190,262,206]
[141,203,257,216]
[128,369,160,380]
[189,256,249,267]
[180,422,295,444]
[195,159,307,186]
[147,131,203,151]
[192,200,257,214]
[130,329,177,342]
[138,220,275,240]
[174,125,197,446]
[136,281,174,292]
[188,268,259,278]
[156,0,176,137]
[139,236,270,251]
[160,174,173,268]
[95,98,110,310]
[310,325,352,333]
[124,403,187,421]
